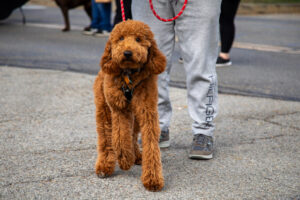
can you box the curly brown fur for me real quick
[93,20,166,191]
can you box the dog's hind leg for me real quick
[111,111,135,170]
[95,104,116,178]
[133,119,142,165]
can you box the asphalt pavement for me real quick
[1,66,299,199]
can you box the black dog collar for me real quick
[121,68,142,103]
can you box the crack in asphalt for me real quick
[240,111,300,131]
[263,111,300,131]
[238,134,286,145]
[262,176,300,192]
[233,112,300,145]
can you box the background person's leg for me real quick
[125,0,132,20]
[113,0,122,25]
[220,0,241,54]
[132,0,176,134]
[97,3,112,32]
[91,0,101,29]
[113,0,132,26]
[175,0,221,137]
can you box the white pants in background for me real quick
[132,0,221,137]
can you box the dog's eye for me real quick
[136,37,141,42]
[120,36,124,41]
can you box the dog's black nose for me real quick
[124,51,132,58]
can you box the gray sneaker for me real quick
[159,129,170,148]
[138,129,170,148]
[189,134,213,160]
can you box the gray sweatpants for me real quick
[132,0,221,137]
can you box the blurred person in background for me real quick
[216,0,241,67]
[83,0,112,36]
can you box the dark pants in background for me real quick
[113,0,132,26]
[91,0,112,31]
[219,0,241,53]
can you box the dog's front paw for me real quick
[96,170,108,178]
[142,175,164,192]
[95,159,115,178]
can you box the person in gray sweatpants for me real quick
[132,0,221,159]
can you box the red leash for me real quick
[121,0,126,21]
[120,0,188,22]
[149,0,188,22]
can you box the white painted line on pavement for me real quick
[233,42,300,55]
[22,5,47,10]
[24,22,83,31]
[11,22,300,55]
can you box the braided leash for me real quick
[149,0,188,22]
[120,0,188,22]
[121,0,126,21]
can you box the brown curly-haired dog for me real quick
[93,20,166,191]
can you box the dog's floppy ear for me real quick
[145,39,166,74]
[100,39,120,74]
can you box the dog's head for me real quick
[100,20,166,75]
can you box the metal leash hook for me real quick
[122,85,134,102]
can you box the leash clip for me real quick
[122,85,134,102]
[121,68,142,103]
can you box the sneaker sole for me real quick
[216,61,232,67]
[188,153,213,160]
[94,34,110,37]
[159,140,170,148]
[82,31,95,36]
